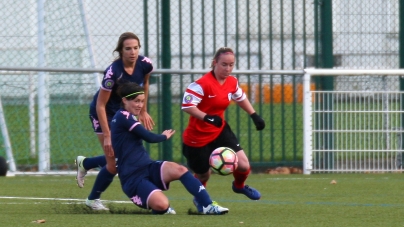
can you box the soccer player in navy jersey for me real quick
[111,82,228,215]
[74,32,155,210]
[181,47,266,212]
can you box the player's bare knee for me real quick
[166,162,188,175]
[149,194,169,211]
[236,161,250,172]
[177,165,188,174]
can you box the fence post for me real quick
[161,0,172,161]
[399,0,404,164]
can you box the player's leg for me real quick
[85,142,116,210]
[182,144,217,212]
[75,115,108,188]
[182,144,212,185]
[148,191,171,214]
[130,171,175,214]
[75,153,106,188]
[231,149,260,200]
[219,123,261,200]
[159,161,228,214]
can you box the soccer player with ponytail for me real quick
[181,47,265,212]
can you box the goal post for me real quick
[303,69,404,174]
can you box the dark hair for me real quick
[113,32,141,60]
[210,47,235,68]
[117,82,144,101]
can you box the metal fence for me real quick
[1,0,403,171]
[0,68,304,172]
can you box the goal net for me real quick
[303,69,404,174]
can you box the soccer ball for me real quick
[209,147,238,175]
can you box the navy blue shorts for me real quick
[88,107,114,134]
[182,122,242,174]
[123,161,170,210]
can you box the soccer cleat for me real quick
[202,201,229,215]
[232,181,261,200]
[193,197,203,213]
[85,199,109,211]
[75,156,87,188]
[165,207,176,214]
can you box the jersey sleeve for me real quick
[100,65,116,92]
[116,110,166,143]
[181,82,204,109]
[231,81,247,102]
[130,125,167,143]
[140,56,154,75]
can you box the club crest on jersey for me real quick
[228,93,232,101]
[104,79,114,89]
[184,94,193,103]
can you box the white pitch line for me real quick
[0,196,132,204]
[266,178,331,180]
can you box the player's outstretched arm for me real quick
[131,124,174,143]
[161,129,175,139]
[236,99,265,131]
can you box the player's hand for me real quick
[162,129,176,140]
[250,113,265,131]
[203,114,223,128]
[138,111,155,131]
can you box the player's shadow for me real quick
[52,201,152,215]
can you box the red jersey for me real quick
[182,71,246,147]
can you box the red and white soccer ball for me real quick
[209,147,238,175]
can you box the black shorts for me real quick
[182,122,242,174]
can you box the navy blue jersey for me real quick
[90,56,153,119]
[111,108,167,187]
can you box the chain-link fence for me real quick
[0,0,402,172]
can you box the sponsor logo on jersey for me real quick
[198,185,206,192]
[121,110,130,119]
[141,56,152,64]
[208,95,216,98]
[104,66,113,79]
[131,195,143,206]
[92,118,100,130]
[117,73,123,81]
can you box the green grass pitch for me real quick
[0,173,403,226]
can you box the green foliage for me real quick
[0,174,403,226]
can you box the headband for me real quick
[124,91,144,98]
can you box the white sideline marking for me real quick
[0,196,131,204]
[6,171,100,177]
[266,178,331,180]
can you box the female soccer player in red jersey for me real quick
[181,47,265,212]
